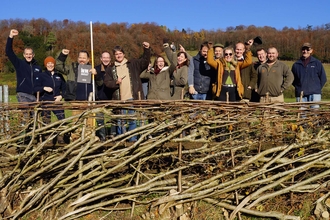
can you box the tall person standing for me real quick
[292,43,327,108]
[34,56,67,144]
[55,49,98,141]
[257,47,294,103]
[94,51,114,141]
[103,42,151,142]
[6,29,42,143]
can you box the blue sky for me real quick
[1,0,329,31]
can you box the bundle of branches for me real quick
[0,100,330,220]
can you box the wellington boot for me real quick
[63,132,71,144]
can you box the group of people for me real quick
[6,28,327,144]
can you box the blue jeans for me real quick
[191,93,207,100]
[117,108,137,142]
[141,80,149,99]
[296,94,321,109]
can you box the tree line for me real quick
[1,18,330,73]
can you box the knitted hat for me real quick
[44,56,56,66]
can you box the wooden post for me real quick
[130,159,142,217]
[297,91,303,119]
[177,88,185,193]
[228,111,242,220]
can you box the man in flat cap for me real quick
[292,42,327,108]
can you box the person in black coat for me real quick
[6,29,42,144]
[94,51,115,141]
[34,56,67,144]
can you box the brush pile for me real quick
[1,100,330,219]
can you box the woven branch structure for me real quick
[1,100,330,220]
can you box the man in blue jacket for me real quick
[188,41,214,100]
[292,43,327,108]
[6,29,42,144]
[6,29,42,103]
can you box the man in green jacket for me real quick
[257,47,294,103]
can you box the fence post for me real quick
[0,86,2,135]
[0,85,10,137]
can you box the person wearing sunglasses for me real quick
[207,41,253,101]
[291,43,327,108]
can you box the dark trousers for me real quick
[215,86,238,102]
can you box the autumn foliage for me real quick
[1,18,330,73]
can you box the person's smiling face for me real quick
[78,52,89,64]
[156,57,165,69]
[23,48,34,62]
[224,49,233,62]
[114,51,125,63]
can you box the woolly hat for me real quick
[44,56,56,66]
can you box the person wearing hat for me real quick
[34,56,67,144]
[213,43,224,59]
[292,43,327,108]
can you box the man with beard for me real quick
[188,41,214,100]
[257,47,294,103]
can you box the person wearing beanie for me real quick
[34,56,68,144]
[44,56,56,67]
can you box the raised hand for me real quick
[9,29,19,38]
[62,49,70,55]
